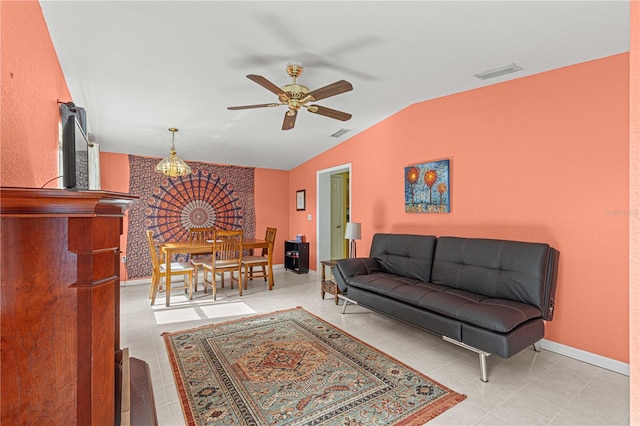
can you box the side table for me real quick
[320,259,343,305]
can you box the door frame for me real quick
[316,163,352,272]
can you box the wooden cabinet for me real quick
[0,187,141,425]
[284,240,309,273]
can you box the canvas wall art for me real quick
[405,159,450,213]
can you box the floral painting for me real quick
[405,159,450,213]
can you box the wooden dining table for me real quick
[160,238,273,307]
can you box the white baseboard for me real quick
[539,339,630,376]
[120,277,150,286]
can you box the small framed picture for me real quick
[296,189,306,211]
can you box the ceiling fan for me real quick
[227,61,353,130]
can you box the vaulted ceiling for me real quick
[40,1,629,170]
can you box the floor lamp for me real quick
[345,222,361,258]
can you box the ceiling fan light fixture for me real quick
[474,63,523,80]
[331,128,351,138]
[155,127,191,177]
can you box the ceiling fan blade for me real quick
[247,74,288,100]
[307,105,352,121]
[282,110,297,130]
[306,80,353,102]
[227,103,280,110]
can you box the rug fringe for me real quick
[162,335,197,426]
[395,392,467,425]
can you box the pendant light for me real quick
[155,127,191,177]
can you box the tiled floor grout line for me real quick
[120,272,629,426]
[473,346,573,426]
[545,369,599,425]
[475,362,547,425]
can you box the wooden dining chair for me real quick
[188,226,214,291]
[201,229,244,299]
[146,230,194,306]
[242,227,277,289]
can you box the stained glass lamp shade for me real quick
[156,127,191,177]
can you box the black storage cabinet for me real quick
[284,240,309,273]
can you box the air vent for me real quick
[330,128,351,138]
[474,63,522,80]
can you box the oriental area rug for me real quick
[163,307,466,425]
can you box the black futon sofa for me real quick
[333,233,559,381]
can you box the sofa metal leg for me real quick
[337,294,357,314]
[442,336,491,382]
[479,353,489,382]
[533,342,541,352]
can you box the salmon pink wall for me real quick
[629,1,639,421]
[101,152,132,277]
[290,54,630,363]
[1,1,71,188]
[288,173,316,242]
[254,168,289,265]
[100,152,130,191]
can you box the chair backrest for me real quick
[189,227,213,244]
[146,230,161,272]
[214,229,244,263]
[261,227,277,256]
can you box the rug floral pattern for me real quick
[163,308,465,425]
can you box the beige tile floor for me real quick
[121,269,630,425]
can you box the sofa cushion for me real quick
[347,274,541,333]
[370,233,437,283]
[431,237,554,312]
[421,289,542,333]
[334,257,382,293]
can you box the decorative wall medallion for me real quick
[144,171,245,242]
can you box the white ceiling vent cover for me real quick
[474,63,523,80]
[331,128,351,138]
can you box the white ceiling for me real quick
[40,1,629,170]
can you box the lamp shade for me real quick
[344,222,361,240]
[155,149,191,177]
[156,127,191,177]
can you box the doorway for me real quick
[316,163,351,270]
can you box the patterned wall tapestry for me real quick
[126,155,255,279]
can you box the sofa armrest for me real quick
[334,258,381,293]
[542,248,560,321]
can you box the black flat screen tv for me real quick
[62,116,89,190]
